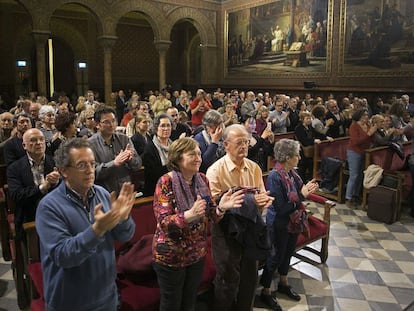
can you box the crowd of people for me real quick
[1,87,414,310]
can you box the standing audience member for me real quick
[3,112,32,165]
[190,89,212,128]
[115,90,127,124]
[193,110,225,173]
[47,112,77,156]
[78,108,97,138]
[152,90,172,116]
[7,128,60,238]
[255,106,271,137]
[325,99,346,138]
[269,99,290,134]
[89,106,142,193]
[130,113,152,156]
[345,109,376,208]
[240,91,259,122]
[85,90,99,109]
[166,107,191,141]
[29,101,41,128]
[311,105,334,138]
[206,124,273,311]
[36,138,136,311]
[222,101,239,127]
[38,105,57,144]
[287,97,300,132]
[142,114,173,196]
[152,137,244,311]
[260,139,318,311]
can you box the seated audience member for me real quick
[0,112,13,143]
[153,137,244,311]
[7,129,60,238]
[125,102,150,137]
[176,94,191,115]
[142,113,173,196]
[78,108,96,138]
[269,99,290,134]
[260,139,318,310]
[130,112,152,156]
[244,115,274,171]
[193,110,225,173]
[167,106,191,141]
[36,138,136,311]
[311,105,334,138]
[222,101,239,127]
[206,124,273,311]
[177,111,192,134]
[326,99,346,138]
[38,105,57,144]
[47,112,77,156]
[89,106,142,193]
[190,89,212,128]
[84,90,99,109]
[3,112,32,165]
[56,101,70,115]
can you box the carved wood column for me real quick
[32,30,50,96]
[98,36,117,104]
[154,40,171,90]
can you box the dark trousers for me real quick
[409,162,414,214]
[153,258,205,311]
[260,226,298,288]
[211,223,258,311]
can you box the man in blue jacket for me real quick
[36,138,136,311]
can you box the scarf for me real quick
[152,135,170,166]
[274,162,308,235]
[171,171,211,214]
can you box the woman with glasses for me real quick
[152,137,244,311]
[142,113,173,196]
[78,108,96,138]
[260,139,318,311]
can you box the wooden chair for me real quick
[294,193,336,264]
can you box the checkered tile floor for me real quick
[0,202,413,311]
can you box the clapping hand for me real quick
[218,189,245,211]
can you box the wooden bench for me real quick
[295,193,336,263]
[312,137,350,203]
[362,141,412,214]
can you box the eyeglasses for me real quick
[100,119,117,125]
[68,161,96,171]
[227,139,250,147]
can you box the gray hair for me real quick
[152,113,173,132]
[54,138,91,168]
[273,139,300,163]
[202,109,223,127]
[39,105,55,119]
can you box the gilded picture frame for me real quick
[340,0,414,77]
[224,0,333,78]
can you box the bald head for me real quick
[22,128,46,160]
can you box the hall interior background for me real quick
[0,0,413,104]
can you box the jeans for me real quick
[345,149,364,200]
[153,258,205,311]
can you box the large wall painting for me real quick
[226,0,330,76]
[342,0,414,75]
